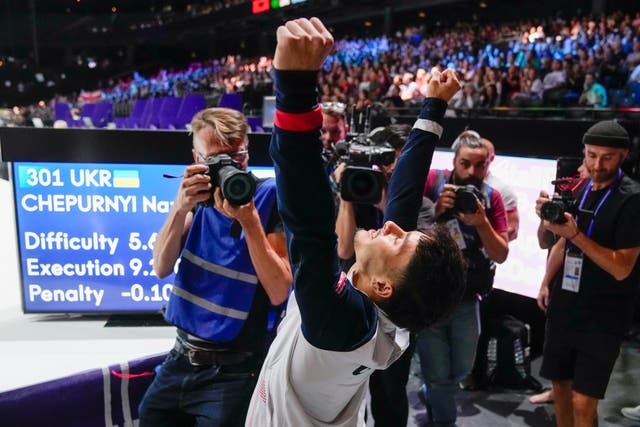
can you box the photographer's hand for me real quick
[543,214,580,241]
[212,187,257,225]
[435,183,456,217]
[458,199,488,227]
[273,17,334,71]
[333,162,347,185]
[537,283,550,311]
[535,190,553,219]
[153,163,210,279]
[461,199,510,264]
[175,164,211,214]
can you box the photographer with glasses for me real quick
[321,101,348,154]
[138,107,292,427]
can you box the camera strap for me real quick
[575,168,621,239]
[563,168,622,292]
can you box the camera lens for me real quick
[348,170,378,200]
[341,166,384,204]
[540,201,567,224]
[218,166,256,206]
[454,189,479,214]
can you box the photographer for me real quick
[529,161,588,406]
[138,108,292,427]
[334,124,436,427]
[536,121,640,427]
[321,101,348,154]
[335,125,435,264]
[245,18,466,426]
[417,131,509,426]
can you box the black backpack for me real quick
[478,315,543,391]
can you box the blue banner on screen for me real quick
[13,162,186,312]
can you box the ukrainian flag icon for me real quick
[113,170,140,188]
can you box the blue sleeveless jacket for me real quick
[165,178,277,342]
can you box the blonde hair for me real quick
[191,108,248,148]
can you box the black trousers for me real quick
[368,335,416,427]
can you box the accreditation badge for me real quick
[445,219,467,250]
[561,251,583,293]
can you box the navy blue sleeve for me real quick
[270,70,376,351]
[383,99,446,229]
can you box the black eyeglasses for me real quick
[196,148,248,164]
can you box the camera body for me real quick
[453,185,486,214]
[340,141,396,168]
[335,138,396,204]
[540,192,576,224]
[201,154,256,206]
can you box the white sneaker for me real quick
[621,405,640,421]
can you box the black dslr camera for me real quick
[452,185,486,214]
[336,140,396,204]
[201,154,256,206]
[540,191,576,224]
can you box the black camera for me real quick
[453,185,485,214]
[540,193,575,224]
[201,154,256,206]
[335,139,396,204]
[339,142,396,168]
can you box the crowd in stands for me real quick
[3,10,640,127]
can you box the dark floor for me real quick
[377,335,640,427]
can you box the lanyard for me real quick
[575,168,621,238]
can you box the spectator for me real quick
[512,67,543,107]
[579,72,608,108]
[542,59,567,105]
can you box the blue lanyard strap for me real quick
[576,168,621,238]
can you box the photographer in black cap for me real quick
[536,120,640,427]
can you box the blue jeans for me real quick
[138,348,262,427]
[416,299,480,425]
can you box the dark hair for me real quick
[377,225,467,332]
[369,124,412,149]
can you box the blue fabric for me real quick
[138,349,261,427]
[416,300,480,424]
[165,178,276,342]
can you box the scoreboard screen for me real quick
[252,0,308,15]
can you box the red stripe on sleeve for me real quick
[335,271,347,294]
[274,105,323,132]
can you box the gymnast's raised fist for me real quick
[424,67,461,103]
[273,17,334,71]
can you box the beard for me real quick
[588,166,618,183]
[453,174,483,188]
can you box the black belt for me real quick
[173,338,255,367]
